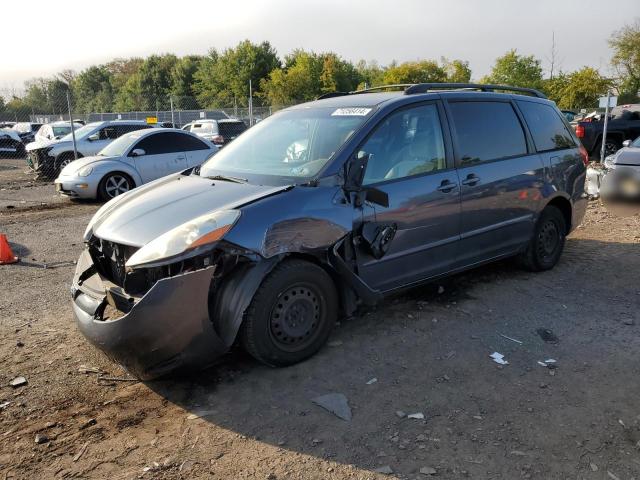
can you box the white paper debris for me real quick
[407,413,425,419]
[490,352,509,365]
[366,378,378,385]
[500,334,523,344]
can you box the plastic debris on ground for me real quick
[490,352,509,365]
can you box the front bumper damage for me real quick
[71,250,227,380]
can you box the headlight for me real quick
[125,210,240,268]
[77,166,93,177]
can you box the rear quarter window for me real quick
[517,101,577,152]
[448,101,527,165]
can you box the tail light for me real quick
[579,145,589,166]
[212,135,224,144]
[575,125,585,138]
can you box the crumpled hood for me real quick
[92,173,290,247]
[59,155,118,175]
[26,138,60,151]
[610,147,640,167]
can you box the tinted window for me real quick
[218,121,247,138]
[517,101,576,152]
[176,133,210,151]
[449,101,527,165]
[361,103,446,185]
[134,132,189,155]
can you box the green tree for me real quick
[72,66,115,113]
[609,19,640,103]
[544,67,612,109]
[171,55,203,105]
[442,58,472,83]
[355,60,386,89]
[194,40,280,107]
[260,50,323,105]
[382,60,447,85]
[483,50,543,89]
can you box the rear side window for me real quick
[517,101,577,152]
[174,133,210,151]
[449,101,527,165]
[218,121,247,138]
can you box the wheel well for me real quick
[546,197,572,233]
[56,151,83,163]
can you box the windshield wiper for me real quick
[205,174,248,184]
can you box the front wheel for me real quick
[98,172,134,201]
[240,259,338,367]
[517,205,567,271]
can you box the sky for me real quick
[1,0,637,93]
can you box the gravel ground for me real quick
[1,161,640,480]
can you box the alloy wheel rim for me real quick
[269,284,322,352]
[105,175,130,198]
[59,158,73,168]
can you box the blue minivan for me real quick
[71,83,588,379]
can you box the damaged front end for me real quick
[72,236,271,380]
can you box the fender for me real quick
[211,256,281,346]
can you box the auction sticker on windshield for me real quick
[331,107,372,116]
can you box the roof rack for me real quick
[317,83,547,101]
[403,83,547,98]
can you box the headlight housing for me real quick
[76,166,93,177]
[125,210,240,268]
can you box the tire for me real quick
[98,172,134,201]
[54,152,80,177]
[240,259,338,367]
[593,138,621,160]
[517,205,567,272]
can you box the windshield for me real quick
[61,123,99,141]
[52,126,72,137]
[98,132,143,157]
[632,137,640,148]
[200,107,373,182]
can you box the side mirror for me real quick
[130,148,145,157]
[343,152,370,191]
[87,133,99,141]
[622,140,631,148]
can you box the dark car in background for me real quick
[12,122,43,144]
[575,104,640,159]
[71,83,588,379]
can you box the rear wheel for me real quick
[240,259,338,367]
[98,172,134,201]
[517,205,567,271]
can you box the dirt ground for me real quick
[1,156,640,480]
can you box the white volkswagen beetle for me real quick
[54,128,218,200]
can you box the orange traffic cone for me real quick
[0,234,18,264]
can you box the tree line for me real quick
[1,19,638,117]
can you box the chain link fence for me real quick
[0,89,290,179]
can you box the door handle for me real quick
[461,174,480,186]
[436,180,457,193]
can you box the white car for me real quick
[181,118,247,147]
[34,121,82,143]
[54,128,217,200]
[26,120,156,178]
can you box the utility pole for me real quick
[170,96,175,126]
[67,90,78,160]
[600,90,612,163]
[248,79,254,127]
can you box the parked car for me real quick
[181,118,247,146]
[54,128,217,200]
[71,83,587,379]
[12,122,43,144]
[561,110,577,122]
[26,120,155,178]
[0,128,25,158]
[0,121,16,129]
[34,121,82,143]
[575,104,640,159]
[598,136,640,202]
